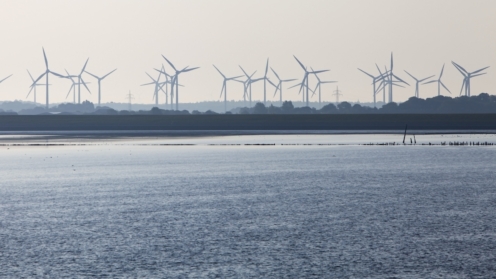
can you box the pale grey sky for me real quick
[0,0,495,105]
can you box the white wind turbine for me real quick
[451,62,489,97]
[358,65,384,108]
[403,71,435,98]
[213,65,242,112]
[31,48,67,109]
[27,70,48,104]
[311,67,337,104]
[293,55,329,107]
[271,67,296,103]
[239,66,257,107]
[85,68,117,106]
[423,64,451,96]
[162,55,199,111]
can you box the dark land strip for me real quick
[0,114,496,132]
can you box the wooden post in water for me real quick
[403,124,408,144]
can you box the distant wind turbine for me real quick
[311,67,337,104]
[403,71,435,98]
[31,48,67,109]
[162,55,199,111]
[271,67,296,103]
[423,64,451,96]
[451,62,489,97]
[293,55,329,107]
[213,65,242,112]
[358,66,383,108]
[239,66,257,107]
[141,71,165,106]
[85,68,117,106]
[27,70,47,104]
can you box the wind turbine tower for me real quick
[312,67,337,104]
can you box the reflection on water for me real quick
[1,138,496,277]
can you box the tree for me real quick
[253,102,267,114]
[281,101,294,113]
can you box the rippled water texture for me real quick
[1,136,496,278]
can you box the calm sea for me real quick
[1,134,495,278]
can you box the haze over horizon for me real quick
[1,0,495,106]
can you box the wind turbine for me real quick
[31,48,67,109]
[423,64,451,96]
[271,68,296,103]
[27,70,48,104]
[141,71,165,106]
[71,58,92,104]
[258,58,276,104]
[293,55,329,107]
[451,62,489,97]
[358,66,384,108]
[155,65,173,105]
[213,65,242,112]
[65,71,90,103]
[162,55,199,111]
[85,68,117,106]
[404,71,435,98]
[311,67,337,104]
[239,66,257,107]
[383,53,409,103]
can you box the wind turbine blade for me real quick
[26,86,34,98]
[390,52,393,71]
[162,55,177,71]
[322,81,338,84]
[293,55,306,71]
[440,81,451,94]
[183,67,199,72]
[288,83,301,89]
[102,68,117,79]
[265,58,269,76]
[439,64,445,78]
[459,79,466,96]
[273,84,280,97]
[267,78,276,87]
[403,70,418,81]
[66,84,74,99]
[27,70,35,82]
[393,74,410,85]
[219,82,225,98]
[282,78,297,82]
[42,48,48,68]
[472,73,487,78]
[81,78,91,94]
[85,71,99,79]
[140,81,155,86]
[451,61,468,74]
[212,65,225,78]
[270,67,280,80]
[145,72,156,82]
[81,58,89,74]
[311,70,329,74]
[419,75,435,82]
[471,66,490,75]
[239,65,249,77]
[422,80,437,85]
[358,68,374,78]
[0,74,13,83]
[49,71,66,78]
[31,73,45,87]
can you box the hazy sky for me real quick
[1,0,495,106]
